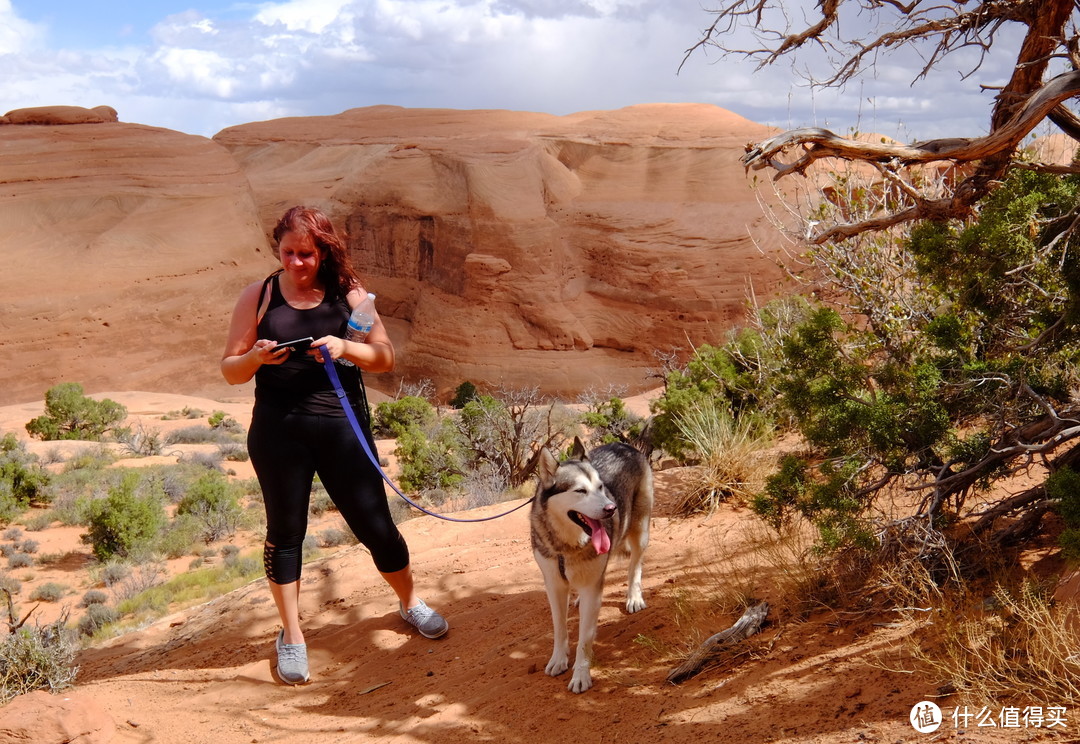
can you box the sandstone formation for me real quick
[0,120,273,406]
[1,103,790,407]
[2,105,119,125]
[216,104,790,398]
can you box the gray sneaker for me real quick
[400,600,448,639]
[275,630,310,685]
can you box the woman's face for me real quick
[278,231,324,286]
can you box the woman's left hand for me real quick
[309,336,345,363]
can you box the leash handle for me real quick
[319,345,533,523]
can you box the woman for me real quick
[221,206,447,686]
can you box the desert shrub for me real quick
[374,396,436,438]
[450,380,479,409]
[6,554,32,570]
[83,472,166,561]
[182,451,223,471]
[113,422,166,456]
[166,425,234,445]
[110,562,166,604]
[902,581,1080,706]
[674,406,774,515]
[1,528,21,541]
[0,604,78,703]
[208,410,241,430]
[456,390,578,486]
[217,442,249,462]
[78,603,119,637]
[0,435,50,524]
[62,445,116,472]
[16,539,38,554]
[396,418,466,494]
[79,589,108,607]
[162,406,204,420]
[0,575,21,595]
[98,560,131,587]
[28,583,67,602]
[308,483,336,517]
[158,514,203,559]
[25,383,126,441]
[316,527,356,548]
[175,471,243,543]
[22,512,54,532]
[579,395,645,448]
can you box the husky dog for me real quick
[530,437,653,693]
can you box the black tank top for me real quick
[254,274,365,415]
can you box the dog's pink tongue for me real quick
[586,517,611,555]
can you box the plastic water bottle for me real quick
[346,292,377,343]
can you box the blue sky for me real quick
[0,0,1031,139]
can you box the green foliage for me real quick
[0,434,50,524]
[580,398,644,447]
[1048,467,1080,561]
[374,396,436,438]
[25,383,126,441]
[395,419,466,494]
[175,471,243,543]
[744,169,1080,550]
[650,297,812,461]
[450,381,479,409]
[83,472,166,561]
[457,392,577,486]
[207,411,240,430]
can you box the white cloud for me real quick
[0,0,1053,141]
[0,0,44,55]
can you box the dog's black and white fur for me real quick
[530,437,653,693]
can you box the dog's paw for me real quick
[545,654,569,677]
[568,669,593,693]
[625,594,646,614]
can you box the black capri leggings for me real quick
[247,403,409,583]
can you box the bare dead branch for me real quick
[667,601,769,684]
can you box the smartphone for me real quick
[273,336,314,353]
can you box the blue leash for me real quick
[319,345,534,523]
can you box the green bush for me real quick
[450,381,479,409]
[580,397,645,447]
[207,411,241,430]
[83,473,166,561]
[0,434,51,524]
[396,419,466,494]
[175,471,242,543]
[25,383,126,441]
[374,396,436,438]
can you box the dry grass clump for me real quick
[674,406,774,516]
[868,519,1080,706]
[903,580,1080,706]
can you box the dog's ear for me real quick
[537,448,559,484]
[570,436,587,461]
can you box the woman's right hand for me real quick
[251,339,290,366]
